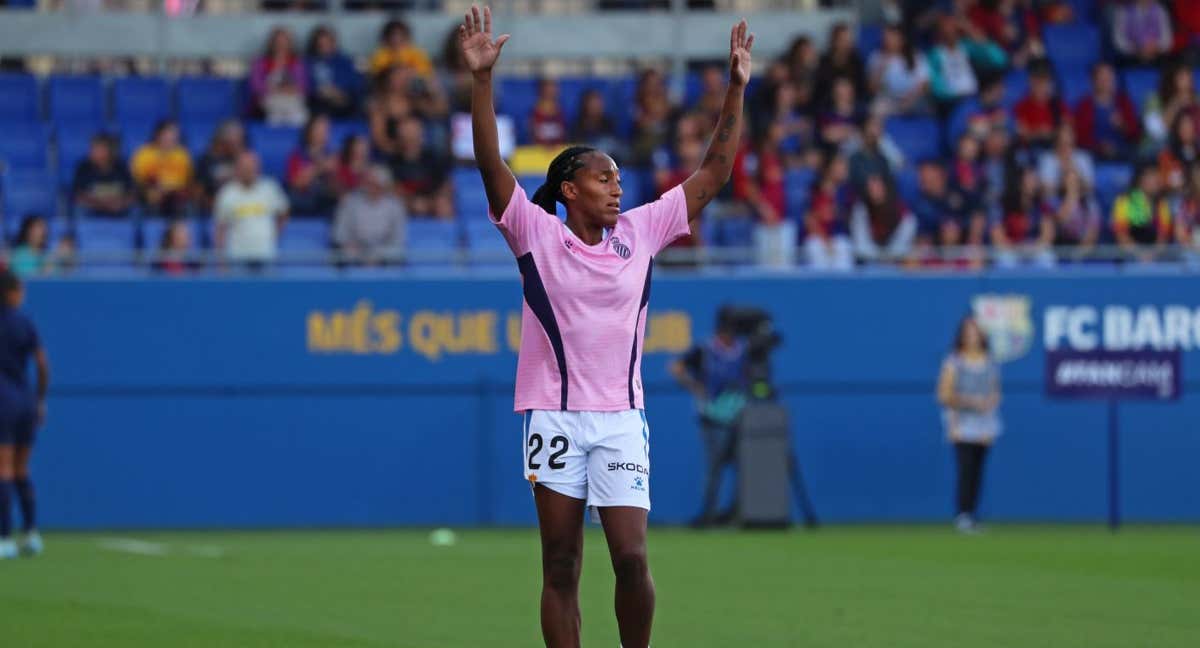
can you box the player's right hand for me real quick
[459,5,510,76]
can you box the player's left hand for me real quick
[729,19,755,87]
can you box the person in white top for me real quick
[868,25,931,117]
[214,151,290,266]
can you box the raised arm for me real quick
[682,19,754,224]
[460,5,516,216]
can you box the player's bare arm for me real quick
[461,4,517,216]
[682,19,754,224]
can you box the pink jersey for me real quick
[491,183,691,412]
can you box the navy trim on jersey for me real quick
[517,253,569,410]
[627,259,653,408]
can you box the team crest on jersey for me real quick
[971,293,1033,363]
[610,236,631,259]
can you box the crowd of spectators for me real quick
[5,2,1200,276]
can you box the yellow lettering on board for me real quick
[643,311,692,354]
[507,312,522,352]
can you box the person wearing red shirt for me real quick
[1014,62,1069,150]
[1073,62,1141,161]
[529,77,567,147]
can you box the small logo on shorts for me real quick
[632,476,646,492]
[610,236,631,259]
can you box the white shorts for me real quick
[522,409,650,511]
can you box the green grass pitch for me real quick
[1,526,1196,647]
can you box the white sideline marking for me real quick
[97,538,170,556]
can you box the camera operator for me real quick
[670,307,749,528]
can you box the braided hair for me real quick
[531,145,597,215]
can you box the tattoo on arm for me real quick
[716,111,736,143]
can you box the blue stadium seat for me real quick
[453,167,489,219]
[329,120,369,150]
[516,174,542,197]
[118,119,158,158]
[858,24,883,59]
[176,77,238,124]
[1094,163,1132,212]
[1002,69,1028,110]
[279,218,329,253]
[604,76,638,137]
[497,78,539,145]
[2,170,57,228]
[182,119,222,158]
[1058,66,1092,106]
[462,216,512,267]
[48,75,106,132]
[140,217,167,250]
[945,98,980,145]
[408,219,460,263]
[75,217,135,251]
[0,121,50,172]
[113,77,171,125]
[0,73,41,125]
[885,117,941,162]
[246,124,300,182]
[1120,67,1159,107]
[896,167,920,205]
[1043,24,1100,72]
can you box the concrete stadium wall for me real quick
[24,270,1200,528]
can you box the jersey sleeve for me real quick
[488,183,552,257]
[625,184,691,255]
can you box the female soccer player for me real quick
[458,6,752,646]
[0,269,49,559]
[936,315,1002,534]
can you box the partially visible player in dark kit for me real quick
[0,269,50,559]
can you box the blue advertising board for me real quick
[21,271,1200,529]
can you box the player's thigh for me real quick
[586,410,650,510]
[523,410,588,498]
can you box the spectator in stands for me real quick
[390,117,453,219]
[631,69,677,167]
[333,165,407,265]
[926,13,1007,115]
[194,120,246,215]
[993,166,1055,267]
[818,77,863,154]
[655,135,704,263]
[1014,61,1070,151]
[980,126,1016,219]
[305,24,362,120]
[286,115,339,217]
[848,115,900,193]
[911,159,987,267]
[529,78,568,147]
[1173,0,1200,62]
[868,25,931,117]
[131,119,192,219]
[369,19,433,80]
[71,134,135,219]
[214,151,290,267]
[814,23,867,110]
[851,174,917,262]
[1157,112,1200,195]
[734,123,791,267]
[1174,163,1200,261]
[1142,61,1199,147]
[250,27,308,126]
[1037,125,1095,197]
[804,154,854,271]
[784,35,819,89]
[440,25,473,114]
[8,215,49,277]
[1112,0,1173,66]
[571,89,623,163]
[693,65,727,132]
[950,133,987,212]
[368,68,415,160]
[1048,168,1101,260]
[1073,62,1142,161]
[1112,161,1173,261]
[155,220,195,276]
[966,0,1045,68]
[335,134,371,195]
[962,76,1010,142]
